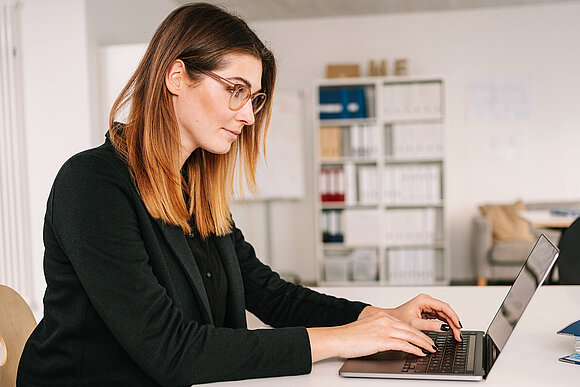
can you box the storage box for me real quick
[352,248,378,281]
[326,64,360,78]
[319,126,342,159]
[324,254,350,282]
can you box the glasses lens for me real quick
[252,94,266,113]
[230,85,251,110]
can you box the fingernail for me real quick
[432,344,438,351]
[440,323,450,331]
[459,320,463,328]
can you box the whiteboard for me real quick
[247,89,305,200]
[99,44,305,201]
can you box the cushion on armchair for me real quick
[479,200,534,243]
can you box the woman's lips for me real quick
[223,128,240,140]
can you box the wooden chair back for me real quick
[0,285,37,386]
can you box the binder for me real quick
[347,87,367,119]
[319,87,368,120]
[319,88,344,120]
[423,82,442,120]
[344,163,357,205]
[350,125,361,157]
[382,84,395,119]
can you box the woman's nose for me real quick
[236,100,256,126]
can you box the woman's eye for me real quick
[233,88,246,98]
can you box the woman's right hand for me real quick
[306,310,436,362]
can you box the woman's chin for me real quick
[204,142,234,155]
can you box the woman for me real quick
[18,3,461,386]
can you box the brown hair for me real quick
[109,3,276,237]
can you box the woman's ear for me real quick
[165,59,186,95]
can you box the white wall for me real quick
[18,0,180,316]
[85,0,176,143]
[250,2,580,281]
[86,0,174,46]
[19,0,93,315]
[16,1,580,308]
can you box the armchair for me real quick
[472,200,580,285]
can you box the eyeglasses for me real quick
[197,69,267,114]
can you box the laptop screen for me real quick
[486,235,559,352]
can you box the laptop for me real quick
[339,234,559,381]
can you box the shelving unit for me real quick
[314,76,449,286]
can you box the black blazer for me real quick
[17,137,367,386]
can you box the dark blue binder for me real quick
[319,88,344,120]
[319,87,367,120]
[346,87,367,119]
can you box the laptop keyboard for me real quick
[402,332,473,374]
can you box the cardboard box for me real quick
[326,64,360,78]
[320,126,342,159]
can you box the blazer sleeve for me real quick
[232,224,369,328]
[48,151,312,386]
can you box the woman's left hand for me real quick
[358,294,463,341]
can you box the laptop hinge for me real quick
[482,334,488,377]
[483,334,499,378]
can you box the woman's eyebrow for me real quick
[228,76,252,89]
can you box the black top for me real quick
[17,135,369,386]
[185,228,227,327]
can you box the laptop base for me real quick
[339,330,485,381]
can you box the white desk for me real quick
[519,210,577,229]
[216,286,580,387]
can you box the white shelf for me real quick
[383,157,444,164]
[314,76,450,286]
[321,203,378,210]
[319,118,377,127]
[320,157,377,165]
[322,243,378,250]
[385,241,447,249]
[385,202,445,209]
[323,241,446,249]
[317,279,449,287]
[322,202,448,210]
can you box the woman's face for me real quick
[170,53,263,160]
